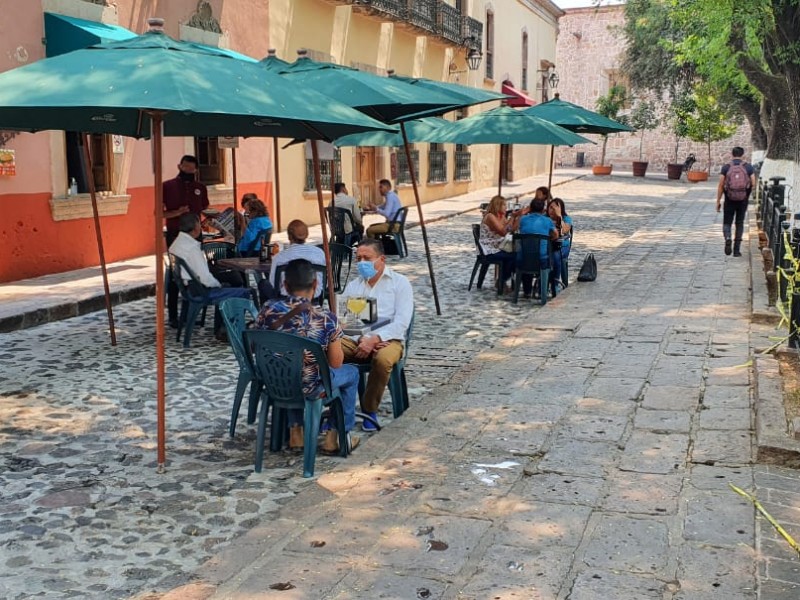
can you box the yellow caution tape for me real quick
[730,483,800,557]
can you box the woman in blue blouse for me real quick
[237,199,273,256]
[548,197,572,286]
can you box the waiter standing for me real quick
[163,155,209,328]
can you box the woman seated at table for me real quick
[548,197,572,286]
[479,195,516,293]
[237,199,273,257]
[534,186,553,206]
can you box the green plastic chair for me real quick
[170,255,213,347]
[202,241,237,263]
[274,263,328,307]
[356,310,415,419]
[512,233,556,305]
[244,329,348,478]
[219,298,261,437]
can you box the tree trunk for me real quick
[600,135,608,166]
[735,94,768,151]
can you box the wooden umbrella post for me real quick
[80,133,117,346]
[498,144,503,197]
[150,112,167,473]
[400,122,441,316]
[548,145,555,189]
[232,146,239,242]
[310,140,338,312]
[273,137,282,232]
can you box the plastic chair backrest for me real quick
[326,206,355,243]
[242,228,273,256]
[471,223,486,257]
[219,298,258,375]
[387,206,409,230]
[203,241,236,263]
[170,255,210,301]
[244,329,334,408]
[274,263,327,305]
[327,242,353,292]
[514,233,552,273]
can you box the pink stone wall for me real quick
[554,6,752,173]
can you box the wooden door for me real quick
[354,147,376,209]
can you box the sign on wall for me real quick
[0,149,15,176]
[112,135,124,154]
[218,136,239,149]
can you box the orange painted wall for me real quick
[0,181,273,283]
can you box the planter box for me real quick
[666,163,683,180]
[49,194,131,222]
[592,165,613,176]
[632,161,648,177]
[687,171,709,183]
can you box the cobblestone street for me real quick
[2,175,800,599]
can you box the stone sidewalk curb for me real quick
[0,173,586,335]
[749,211,800,465]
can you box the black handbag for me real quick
[577,253,597,282]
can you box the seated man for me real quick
[340,239,414,431]
[331,182,364,239]
[169,213,253,339]
[365,179,402,239]
[259,219,326,303]
[254,259,360,453]
[517,197,559,298]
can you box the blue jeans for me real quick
[287,364,359,432]
[552,246,570,284]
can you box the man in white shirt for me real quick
[366,179,402,239]
[331,182,364,238]
[169,213,253,338]
[340,238,414,431]
[259,220,326,302]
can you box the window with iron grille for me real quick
[522,31,529,91]
[454,108,471,180]
[485,10,494,80]
[428,143,447,183]
[194,137,225,185]
[304,148,342,191]
[396,147,419,186]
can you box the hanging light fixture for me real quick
[466,48,483,71]
[548,71,560,88]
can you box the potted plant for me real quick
[593,84,628,176]
[666,92,693,180]
[628,99,659,177]
[684,82,739,183]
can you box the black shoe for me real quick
[733,250,742,257]
[733,242,742,257]
[724,239,732,256]
[168,319,180,329]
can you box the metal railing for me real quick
[304,151,342,191]
[428,149,447,183]
[454,151,471,181]
[461,15,483,50]
[407,0,437,32]
[436,2,461,43]
[361,0,407,19]
[397,148,420,186]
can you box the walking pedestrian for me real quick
[716,146,756,257]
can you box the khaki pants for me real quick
[341,337,404,414]
[366,222,400,239]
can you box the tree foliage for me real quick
[683,82,741,171]
[595,85,628,165]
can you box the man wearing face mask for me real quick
[340,239,414,431]
[163,155,210,328]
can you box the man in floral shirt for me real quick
[255,259,359,453]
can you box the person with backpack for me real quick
[716,146,756,257]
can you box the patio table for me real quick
[216,257,272,274]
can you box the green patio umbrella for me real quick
[523,95,634,187]
[0,20,391,471]
[280,54,496,315]
[435,106,592,195]
[388,72,508,111]
[334,117,451,147]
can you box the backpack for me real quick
[724,162,750,201]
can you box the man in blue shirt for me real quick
[517,198,559,298]
[366,179,402,239]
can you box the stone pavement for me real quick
[1,174,800,599]
[0,169,584,333]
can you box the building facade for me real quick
[554,5,751,173]
[0,0,562,283]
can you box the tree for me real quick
[668,91,695,163]
[683,82,740,172]
[595,85,628,166]
[628,99,660,161]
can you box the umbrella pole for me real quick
[310,140,338,313]
[548,145,555,190]
[401,122,441,316]
[80,133,117,347]
[232,147,239,242]
[151,112,167,473]
[273,137,282,232]
[498,145,503,196]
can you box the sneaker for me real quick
[724,239,732,256]
[733,250,742,257]
[288,425,304,450]
[362,412,379,432]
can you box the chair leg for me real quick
[562,258,569,288]
[183,303,202,348]
[176,300,188,343]
[334,399,348,457]
[477,263,491,289]
[302,399,323,478]
[269,406,286,452]
[540,269,549,306]
[229,371,250,437]
[389,365,408,419]
[357,371,367,404]
[468,259,481,291]
[253,392,272,473]
[512,272,521,304]
[400,368,410,413]
[247,381,262,425]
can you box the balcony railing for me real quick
[428,150,447,183]
[406,0,437,33]
[454,151,471,181]
[397,148,420,185]
[360,0,407,20]
[461,15,483,50]
[436,2,461,44]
